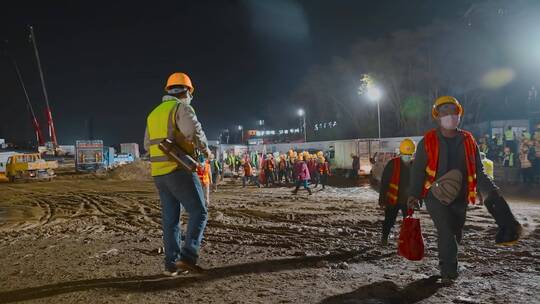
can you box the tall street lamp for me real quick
[366,86,382,140]
[298,108,306,142]
[238,125,243,143]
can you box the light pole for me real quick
[258,120,265,144]
[238,125,243,144]
[298,109,306,142]
[366,86,382,140]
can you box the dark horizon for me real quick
[1,0,539,148]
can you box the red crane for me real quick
[29,25,58,148]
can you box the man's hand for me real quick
[407,196,420,209]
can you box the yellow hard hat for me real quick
[165,72,194,93]
[399,138,416,155]
[432,96,463,119]
[317,151,323,157]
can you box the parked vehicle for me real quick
[5,153,58,182]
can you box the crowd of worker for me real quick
[478,124,540,184]
[197,150,332,196]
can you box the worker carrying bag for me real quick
[398,209,425,261]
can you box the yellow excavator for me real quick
[4,153,58,182]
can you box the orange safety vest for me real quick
[197,161,211,185]
[387,157,401,205]
[422,129,478,204]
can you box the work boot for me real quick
[175,260,204,274]
[495,224,523,246]
[308,188,312,195]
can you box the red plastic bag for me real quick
[398,209,425,261]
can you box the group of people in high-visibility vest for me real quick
[144,72,524,284]
[378,96,522,285]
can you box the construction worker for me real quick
[502,146,514,183]
[144,72,209,275]
[197,155,212,206]
[408,96,522,284]
[292,155,312,195]
[519,140,534,184]
[242,159,261,188]
[317,154,331,189]
[504,125,516,154]
[379,139,415,245]
[351,153,360,179]
[308,153,319,187]
[277,154,288,184]
[209,154,221,192]
[263,154,275,187]
[287,151,296,183]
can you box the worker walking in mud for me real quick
[292,155,312,195]
[209,153,221,192]
[408,96,522,284]
[317,154,331,189]
[144,72,209,275]
[378,139,415,245]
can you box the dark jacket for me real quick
[379,158,410,206]
[409,129,497,203]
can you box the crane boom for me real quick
[29,25,58,147]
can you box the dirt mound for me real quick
[108,161,151,181]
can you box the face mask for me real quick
[178,95,193,105]
[440,114,460,130]
[401,155,412,162]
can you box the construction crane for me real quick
[3,40,45,146]
[28,25,58,148]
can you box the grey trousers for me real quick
[425,198,467,278]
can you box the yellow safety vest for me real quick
[504,130,514,141]
[482,159,494,180]
[147,100,180,176]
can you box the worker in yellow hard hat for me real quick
[408,95,522,283]
[378,138,415,246]
[143,72,210,276]
[317,154,331,189]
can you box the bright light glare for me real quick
[238,125,243,131]
[367,86,382,101]
[298,109,305,116]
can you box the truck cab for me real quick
[6,153,58,182]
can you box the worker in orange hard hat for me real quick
[408,96,522,284]
[144,72,210,276]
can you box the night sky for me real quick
[0,1,475,147]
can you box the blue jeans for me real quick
[154,170,208,268]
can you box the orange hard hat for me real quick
[165,72,194,94]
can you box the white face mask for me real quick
[401,155,412,163]
[178,95,193,105]
[440,114,460,130]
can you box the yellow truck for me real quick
[5,153,58,182]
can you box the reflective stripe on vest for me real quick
[147,100,179,176]
[387,157,401,205]
[422,129,478,204]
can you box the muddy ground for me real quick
[0,169,539,303]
